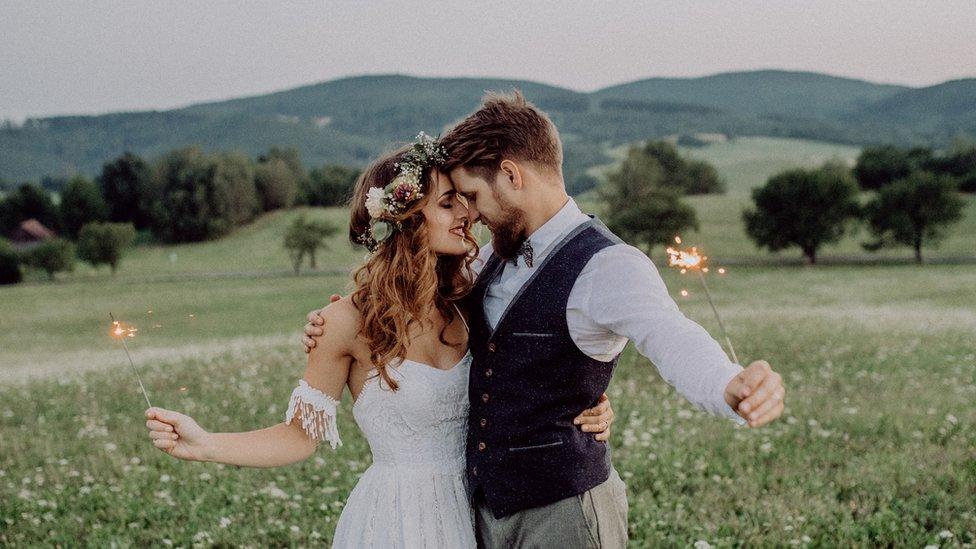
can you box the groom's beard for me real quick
[487,197,526,262]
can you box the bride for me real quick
[142,134,613,547]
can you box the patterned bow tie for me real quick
[515,240,534,268]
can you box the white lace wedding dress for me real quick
[284,341,477,547]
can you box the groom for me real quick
[303,91,785,547]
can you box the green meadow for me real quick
[2,137,974,547]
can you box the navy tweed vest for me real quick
[463,216,624,518]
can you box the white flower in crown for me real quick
[364,187,387,219]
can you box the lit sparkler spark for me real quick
[666,236,738,365]
[109,313,152,408]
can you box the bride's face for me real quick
[422,169,472,256]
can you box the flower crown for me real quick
[355,132,448,253]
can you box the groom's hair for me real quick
[440,89,563,183]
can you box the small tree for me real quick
[743,163,861,264]
[283,214,338,274]
[59,175,108,239]
[77,222,137,274]
[0,238,22,285]
[24,238,75,280]
[598,153,699,257]
[862,171,965,264]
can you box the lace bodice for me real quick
[283,306,478,547]
[353,352,471,469]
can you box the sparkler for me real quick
[666,236,739,365]
[108,313,153,408]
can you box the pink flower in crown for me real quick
[392,182,417,202]
[386,173,423,211]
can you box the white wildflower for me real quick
[259,483,290,500]
[364,187,387,218]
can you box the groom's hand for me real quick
[302,294,342,353]
[724,360,785,428]
[574,393,615,442]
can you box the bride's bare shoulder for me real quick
[319,296,363,337]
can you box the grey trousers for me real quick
[474,468,629,549]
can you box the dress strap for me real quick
[452,302,469,335]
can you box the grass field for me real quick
[2,265,975,546]
[2,137,975,546]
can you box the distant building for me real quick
[8,218,56,250]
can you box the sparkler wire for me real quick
[109,313,153,408]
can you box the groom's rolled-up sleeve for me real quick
[578,245,747,424]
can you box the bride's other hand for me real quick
[145,407,211,462]
[573,393,614,442]
[302,294,342,353]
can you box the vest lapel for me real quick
[487,217,597,338]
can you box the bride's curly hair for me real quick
[348,145,480,391]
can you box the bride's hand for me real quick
[145,407,211,462]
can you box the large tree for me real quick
[302,164,360,207]
[148,147,249,243]
[255,158,299,211]
[59,175,108,239]
[598,152,699,257]
[743,163,861,264]
[211,152,260,226]
[636,140,725,195]
[98,152,155,229]
[854,145,933,190]
[862,171,965,264]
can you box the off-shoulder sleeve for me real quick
[284,379,342,450]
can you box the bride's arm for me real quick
[145,299,359,468]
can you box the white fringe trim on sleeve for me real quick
[284,380,342,450]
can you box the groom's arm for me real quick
[572,244,783,427]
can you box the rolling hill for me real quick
[593,70,907,118]
[1,71,974,184]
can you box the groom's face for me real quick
[449,166,527,261]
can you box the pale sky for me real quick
[2,0,975,122]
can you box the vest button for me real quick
[480,418,487,428]
[478,442,486,451]
[485,368,493,378]
[487,342,496,352]
[472,466,478,477]
[481,393,489,403]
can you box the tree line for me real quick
[602,140,973,264]
[0,146,360,283]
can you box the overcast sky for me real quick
[2,0,975,122]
